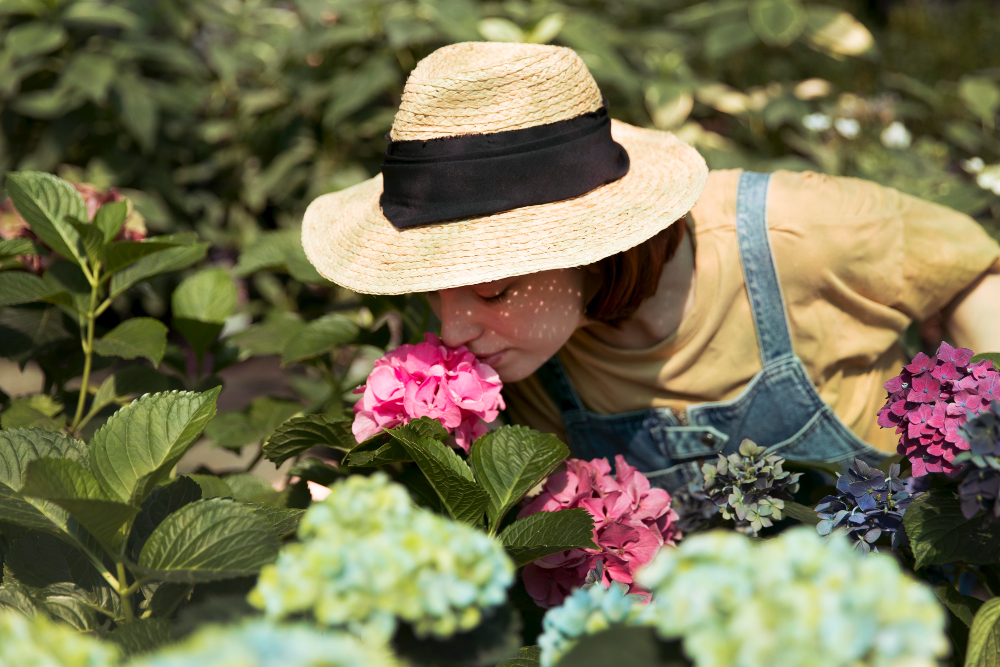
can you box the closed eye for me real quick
[481,287,510,304]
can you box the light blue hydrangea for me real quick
[248,473,514,643]
[0,609,120,667]
[636,527,948,667]
[125,620,397,667]
[537,580,652,667]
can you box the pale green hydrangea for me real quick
[537,580,653,667]
[126,620,396,667]
[636,527,948,667]
[0,609,119,667]
[248,473,514,643]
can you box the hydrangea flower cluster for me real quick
[248,473,514,643]
[352,332,505,452]
[127,621,398,667]
[636,528,947,667]
[0,609,119,667]
[702,439,801,535]
[518,455,680,608]
[877,341,999,476]
[537,579,651,667]
[956,400,1000,519]
[815,459,912,552]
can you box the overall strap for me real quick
[735,171,795,365]
[535,354,586,414]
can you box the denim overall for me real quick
[535,172,887,492]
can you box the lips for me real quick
[475,349,508,367]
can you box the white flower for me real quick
[975,165,1000,195]
[801,113,832,132]
[963,157,985,174]
[248,473,514,643]
[636,527,948,667]
[834,118,861,139]
[880,121,912,149]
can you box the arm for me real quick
[944,270,1000,352]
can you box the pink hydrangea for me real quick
[878,341,999,476]
[518,455,680,608]
[351,332,505,452]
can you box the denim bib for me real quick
[534,172,887,492]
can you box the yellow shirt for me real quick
[504,169,1000,453]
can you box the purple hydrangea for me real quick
[815,459,912,553]
[877,342,999,476]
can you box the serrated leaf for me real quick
[21,457,139,555]
[92,317,167,366]
[230,312,305,357]
[135,498,279,583]
[148,582,192,618]
[4,172,89,266]
[93,200,127,242]
[243,503,304,537]
[0,577,40,616]
[971,353,1000,371]
[84,368,181,423]
[0,238,42,258]
[205,397,301,451]
[262,414,354,465]
[1,395,65,430]
[223,473,281,505]
[128,476,202,563]
[107,617,172,658]
[185,474,234,500]
[42,260,90,313]
[966,598,1000,667]
[903,488,1000,568]
[109,242,209,299]
[88,388,221,506]
[470,425,568,531]
[499,508,597,567]
[932,582,983,628]
[389,429,487,525]
[281,313,359,365]
[172,268,237,323]
[103,241,184,275]
[0,429,88,538]
[0,271,70,308]
[34,581,101,630]
[67,218,106,265]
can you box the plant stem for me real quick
[117,561,135,623]
[70,267,101,432]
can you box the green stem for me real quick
[116,561,135,623]
[70,268,101,432]
[243,447,264,473]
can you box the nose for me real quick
[436,289,484,349]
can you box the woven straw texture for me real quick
[302,42,708,295]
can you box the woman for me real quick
[302,42,1000,491]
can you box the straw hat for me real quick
[302,42,708,295]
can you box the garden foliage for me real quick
[2,0,1000,664]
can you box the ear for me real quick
[581,264,603,309]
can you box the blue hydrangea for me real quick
[126,620,396,667]
[815,459,912,552]
[0,609,120,667]
[537,576,652,667]
[635,528,947,667]
[248,473,514,643]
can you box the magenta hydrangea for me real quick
[518,455,680,609]
[352,333,505,452]
[877,341,999,476]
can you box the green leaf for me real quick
[903,488,1000,568]
[4,172,88,267]
[0,577,42,617]
[966,598,1000,667]
[42,260,91,314]
[6,22,66,59]
[0,271,69,308]
[107,617,172,658]
[704,20,759,60]
[280,313,359,365]
[933,582,983,628]
[782,500,820,525]
[93,201,128,243]
[243,504,304,537]
[558,627,688,667]
[344,418,446,467]
[83,368,183,423]
[0,428,88,538]
[92,318,167,366]
[109,242,209,299]
[971,353,1000,371]
[470,426,568,531]
[499,508,597,567]
[62,2,140,29]
[262,414,354,465]
[171,268,237,324]
[185,474,234,500]
[88,388,221,506]
[135,498,279,583]
[230,312,305,357]
[749,0,807,47]
[205,397,302,451]
[128,476,202,563]
[116,74,159,152]
[1,395,65,430]
[497,645,542,667]
[322,56,398,129]
[104,240,188,275]
[21,457,139,555]
[389,428,488,525]
[67,218,106,266]
[959,77,1000,126]
[223,473,281,504]
[0,238,42,258]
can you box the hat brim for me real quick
[302,120,707,295]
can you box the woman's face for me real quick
[425,268,589,383]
